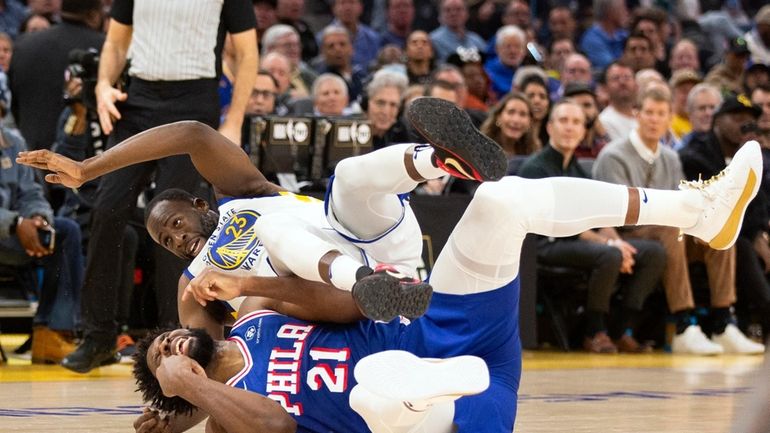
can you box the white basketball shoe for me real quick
[711,324,765,355]
[353,350,490,409]
[679,140,762,250]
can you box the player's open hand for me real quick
[133,407,171,433]
[16,150,86,188]
[156,355,207,398]
[183,268,243,306]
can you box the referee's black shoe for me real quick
[407,97,507,182]
[61,337,120,373]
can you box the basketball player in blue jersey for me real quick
[128,102,762,431]
[17,98,509,336]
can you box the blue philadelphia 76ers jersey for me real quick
[226,310,401,432]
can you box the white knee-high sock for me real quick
[635,187,702,228]
[331,143,444,239]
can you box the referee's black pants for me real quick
[82,78,219,343]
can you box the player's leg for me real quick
[431,140,761,295]
[329,97,507,241]
[253,212,432,321]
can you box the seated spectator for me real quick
[311,73,350,116]
[553,53,592,100]
[446,46,492,111]
[19,13,54,34]
[380,0,414,49]
[579,0,629,72]
[635,68,664,92]
[404,30,433,85]
[262,24,318,98]
[705,37,750,95]
[0,125,83,364]
[599,62,638,142]
[669,39,701,75]
[744,63,770,95]
[669,69,702,140]
[630,6,669,75]
[744,5,770,65]
[0,31,10,72]
[253,0,278,48]
[621,31,656,73]
[246,72,279,117]
[517,73,550,148]
[564,82,611,158]
[545,37,575,83]
[519,100,665,353]
[593,85,761,355]
[753,83,770,150]
[679,94,770,345]
[480,91,539,158]
[260,52,291,114]
[324,0,380,70]
[429,0,485,63]
[485,25,526,99]
[364,68,409,149]
[372,44,405,73]
[312,25,367,103]
[0,0,28,39]
[679,83,722,149]
[276,0,318,62]
[538,6,576,50]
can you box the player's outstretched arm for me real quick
[184,268,364,323]
[17,121,279,197]
[156,355,296,433]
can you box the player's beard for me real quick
[186,328,216,368]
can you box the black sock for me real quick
[674,309,695,335]
[585,311,606,337]
[711,307,732,334]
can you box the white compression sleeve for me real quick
[429,176,631,295]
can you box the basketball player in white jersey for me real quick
[17,98,508,334]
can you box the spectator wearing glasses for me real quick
[679,83,722,150]
[364,68,409,150]
[553,53,592,100]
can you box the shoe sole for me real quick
[352,275,433,322]
[407,97,507,182]
[354,350,490,403]
[708,168,758,250]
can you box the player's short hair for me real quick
[143,188,197,225]
[133,328,198,416]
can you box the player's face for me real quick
[147,200,219,260]
[146,328,216,376]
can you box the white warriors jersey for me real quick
[184,192,377,313]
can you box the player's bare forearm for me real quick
[180,376,296,433]
[238,276,364,323]
[79,121,281,197]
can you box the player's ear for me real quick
[192,198,210,212]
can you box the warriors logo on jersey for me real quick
[208,210,261,270]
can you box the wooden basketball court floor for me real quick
[0,334,764,433]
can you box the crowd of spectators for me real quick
[0,0,770,363]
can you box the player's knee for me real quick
[333,157,366,190]
[252,213,286,246]
[473,179,528,217]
